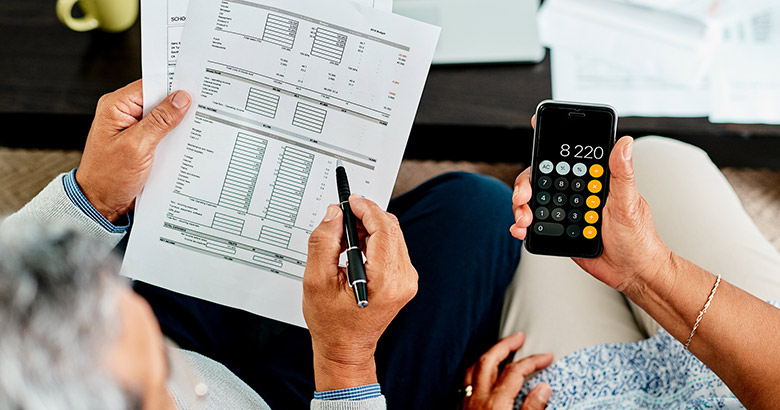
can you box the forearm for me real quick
[625,253,780,409]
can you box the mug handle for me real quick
[56,0,99,32]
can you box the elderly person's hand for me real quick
[302,195,418,391]
[75,80,191,223]
[460,332,553,410]
[510,116,670,292]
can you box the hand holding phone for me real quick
[523,101,617,258]
[512,105,673,290]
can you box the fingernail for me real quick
[172,91,191,109]
[322,205,339,222]
[537,384,552,401]
[513,185,520,199]
[623,137,633,161]
[514,208,523,222]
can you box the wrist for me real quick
[313,349,378,392]
[74,169,122,223]
[623,248,677,305]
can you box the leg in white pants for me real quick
[500,136,780,362]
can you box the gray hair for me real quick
[0,220,131,409]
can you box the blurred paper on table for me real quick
[617,0,774,23]
[543,0,780,124]
[538,0,720,85]
[709,8,780,124]
[551,50,711,117]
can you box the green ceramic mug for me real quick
[56,0,138,32]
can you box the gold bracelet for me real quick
[684,274,722,350]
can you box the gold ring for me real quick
[459,385,473,398]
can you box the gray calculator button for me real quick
[567,225,581,238]
[537,176,552,189]
[568,209,583,222]
[539,160,554,174]
[553,193,567,206]
[571,179,585,192]
[570,194,584,207]
[551,208,566,221]
[536,191,550,205]
[535,207,550,220]
[556,161,570,175]
[533,222,564,236]
[554,177,569,190]
[573,163,587,177]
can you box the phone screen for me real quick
[525,102,616,258]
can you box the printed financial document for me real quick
[124,0,439,327]
[141,0,393,114]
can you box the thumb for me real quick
[135,90,191,145]
[306,205,344,273]
[607,136,641,220]
[520,384,552,410]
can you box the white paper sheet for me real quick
[124,0,439,327]
[551,49,711,117]
[141,0,188,115]
[547,0,780,122]
[141,0,394,115]
[538,0,721,85]
[709,7,780,124]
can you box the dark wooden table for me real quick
[2,0,779,167]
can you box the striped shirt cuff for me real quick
[314,384,382,401]
[62,169,131,234]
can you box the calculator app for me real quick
[526,104,616,258]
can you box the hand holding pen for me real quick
[302,173,419,391]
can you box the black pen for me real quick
[335,159,368,308]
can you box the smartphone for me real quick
[524,101,617,258]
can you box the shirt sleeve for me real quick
[62,169,131,233]
[2,171,127,249]
[313,384,382,401]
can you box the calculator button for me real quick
[551,208,566,221]
[566,225,581,238]
[588,180,602,194]
[570,194,584,207]
[534,222,564,236]
[556,161,570,175]
[583,226,598,239]
[585,210,599,224]
[571,179,585,192]
[535,207,550,220]
[586,195,601,209]
[589,164,604,178]
[537,176,552,189]
[552,193,567,206]
[554,177,569,190]
[536,191,550,205]
[568,209,583,222]
[539,160,554,174]
[572,163,587,177]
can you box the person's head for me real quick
[0,221,179,410]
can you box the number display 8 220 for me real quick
[560,144,604,160]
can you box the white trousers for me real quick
[500,137,780,361]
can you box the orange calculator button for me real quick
[586,195,601,209]
[589,164,604,178]
[583,226,598,239]
[588,180,602,193]
[585,211,599,224]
